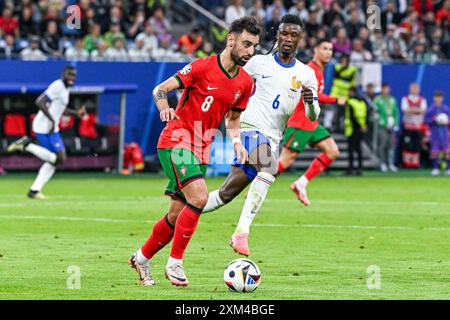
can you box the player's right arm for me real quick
[152,77,180,122]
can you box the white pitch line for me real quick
[0,214,449,232]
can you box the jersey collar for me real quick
[273,53,296,68]
[217,55,239,79]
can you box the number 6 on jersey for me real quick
[201,96,214,112]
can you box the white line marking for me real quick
[0,214,449,232]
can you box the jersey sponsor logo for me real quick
[180,64,192,75]
[291,76,302,92]
[207,86,219,90]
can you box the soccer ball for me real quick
[223,258,261,293]
[436,113,449,126]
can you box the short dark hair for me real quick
[229,16,262,37]
[382,82,390,88]
[64,65,76,73]
[314,38,332,48]
[434,90,444,97]
[279,14,304,31]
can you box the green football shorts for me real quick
[157,148,207,202]
[282,125,331,153]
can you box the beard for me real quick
[231,46,249,66]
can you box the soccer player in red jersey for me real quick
[128,17,261,287]
[278,39,346,206]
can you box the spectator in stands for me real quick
[102,5,127,34]
[265,6,282,41]
[288,0,309,22]
[20,35,46,60]
[322,1,342,26]
[345,9,364,40]
[41,20,62,57]
[342,0,365,24]
[79,5,97,36]
[128,37,150,61]
[103,22,125,48]
[148,6,172,44]
[90,39,108,61]
[83,23,102,54]
[0,7,19,37]
[350,38,373,63]
[436,0,450,26]
[152,38,184,62]
[105,37,128,61]
[177,28,203,56]
[374,83,400,172]
[196,40,214,58]
[135,22,159,56]
[304,9,320,38]
[0,33,20,58]
[225,0,247,25]
[39,6,61,35]
[18,5,37,38]
[385,24,408,60]
[400,83,427,168]
[345,87,368,176]
[128,9,147,39]
[65,37,89,61]
[265,0,286,24]
[332,27,352,58]
[309,0,325,23]
[296,37,312,63]
[412,0,433,17]
[381,0,402,32]
[248,0,266,23]
[358,27,372,53]
[370,30,387,61]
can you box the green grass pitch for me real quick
[0,172,449,300]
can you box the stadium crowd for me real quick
[0,0,449,62]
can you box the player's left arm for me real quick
[225,110,248,164]
[64,106,86,118]
[303,71,321,121]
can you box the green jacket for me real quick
[345,97,367,137]
[331,63,357,98]
[373,95,399,129]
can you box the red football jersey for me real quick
[287,60,337,131]
[158,55,253,163]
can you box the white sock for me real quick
[295,175,309,189]
[203,189,224,213]
[235,172,276,235]
[25,143,57,164]
[30,162,56,192]
[167,256,183,266]
[135,248,149,265]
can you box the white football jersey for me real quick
[240,53,319,151]
[33,79,70,134]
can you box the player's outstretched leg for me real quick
[204,166,250,213]
[130,199,183,286]
[165,179,208,287]
[231,143,277,256]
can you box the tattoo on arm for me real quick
[153,89,168,104]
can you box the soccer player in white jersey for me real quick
[203,15,320,256]
[7,65,85,199]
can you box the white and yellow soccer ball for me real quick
[436,113,449,126]
[224,258,261,293]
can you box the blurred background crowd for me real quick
[0,0,449,63]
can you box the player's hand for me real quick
[77,106,87,118]
[234,142,248,164]
[337,96,346,106]
[301,87,314,104]
[361,127,368,134]
[160,108,179,122]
